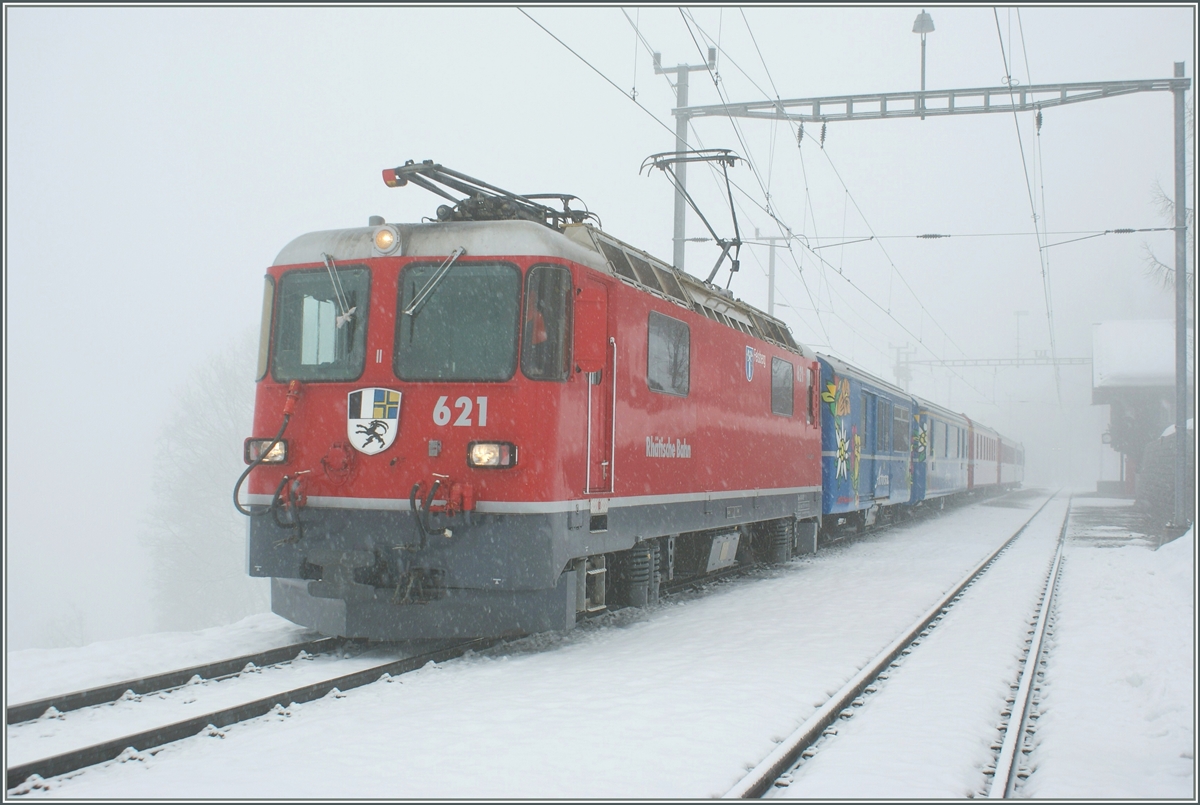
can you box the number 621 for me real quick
[433,396,488,427]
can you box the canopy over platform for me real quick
[1092,320,1178,393]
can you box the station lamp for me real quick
[913,9,935,120]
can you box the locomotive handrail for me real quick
[608,336,617,494]
[583,337,618,496]
[586,367,595,495]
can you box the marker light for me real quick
[244,438,288,465]
[382,168,407,188]
[467,441,517,468]
[374,225,400,254]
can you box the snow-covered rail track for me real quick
[6,637,496,793]
[724,491,1065,798]
[984,498,1070,797]
[658,491,1002,602]
[6,637,345,726]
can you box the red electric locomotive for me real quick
[237,161,822,640]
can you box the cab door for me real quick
[575,278,613,494]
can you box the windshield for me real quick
[395,261,521,381]
[271,266,370,382]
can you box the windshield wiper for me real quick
[403,247,466,318]
[321,253,357,328]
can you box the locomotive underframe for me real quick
[249,488,820,640]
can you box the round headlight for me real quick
[470,443,501,467]
[468,441,517,468]
[374,225,400,254]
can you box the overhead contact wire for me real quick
[523,8,986,398]
[994,7,1062,404]
[686,11,981,387]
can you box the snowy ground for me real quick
[772,495,1073,798]
[1021,498,1194,799]
[5,492,1194,799]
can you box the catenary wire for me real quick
[684,11,979,366]
[994,7,1062,404]
[682,11,994,394]
[522,8,989,398]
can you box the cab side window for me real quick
[521,264,572,381]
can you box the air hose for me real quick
[409,479,441,549]
[233,380,302,517]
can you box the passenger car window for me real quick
[647,311,689,396]
[876,399,891,453]
[892,405,910,452]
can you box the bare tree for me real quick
[140,331,269,632]
[1143,100,1194,308]
[42,603,92,649]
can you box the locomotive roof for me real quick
[274,218,808,358]
[273,220,608,273]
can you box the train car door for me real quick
[910,411,929,504]
[576,277,614,494]
[860,391,877,500]
[966,419,976,489]
[875,396,892,499]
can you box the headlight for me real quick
[468,441,517,468]
[245,438,288,465]
[374,225,400,254]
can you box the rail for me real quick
[987,500,1070,797]
[6,637,344,725]
[6,637,497,792]
[724,491,1062,798]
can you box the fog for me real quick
[5,7,1193,651]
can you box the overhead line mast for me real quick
[675,65,1191,533]
[682,77,1190,124]
[653,47,716,272]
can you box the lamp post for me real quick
[913,9,935,120]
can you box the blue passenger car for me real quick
[817,355,914,527]
[909,395,970,506]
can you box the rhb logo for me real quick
[745,347,766,381]
[347,388,402,454]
